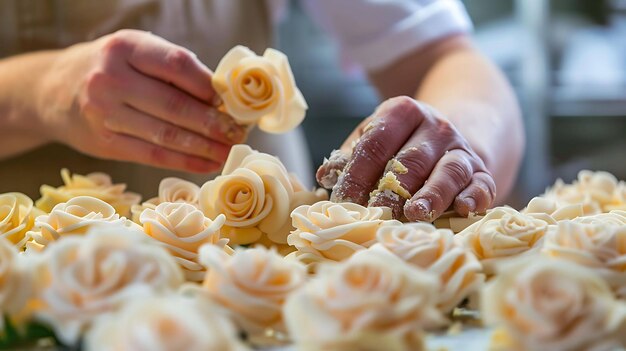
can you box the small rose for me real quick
[542,220,626,297]
[542,170,620,215]
[482,257,626,351]
[0,192,39,248]
[456,207,554,275]
[30,225,184,344]
[212,45,308,134]
[372,221,484,313]
[140,202,228,281]
[200,145,325,248]
[36,169,140,217]
[523,196,584,221]
[287,201,393,266]
[199,245,306,340]
[131,177,200,223]
[26,196,131,252]
[0,237,32,330]
[85,295,249,351]
[284,249,442,351]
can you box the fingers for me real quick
[316,149,351,190]
[368,116,463,218]
[122,71,246,145]
[404,149,477,222]
[103,105,231,163]
[106,30,221,105]
[330,97,425,205]
[100,132,221,173]
[454,171,496,217]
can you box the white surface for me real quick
[302,0,473,70]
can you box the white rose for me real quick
[26,196,131,252]
[456,207,554,275]
[31,225,184,344]
[542,170,620,215]
[284,249,443,351]
[140,202,228,281]
[0,237,32,329]
[0,192,39,248]
[287,201,393,266]
[36,169,141,217]
[373,222,484,313]
[523,196,584,221]
[542,220,626,297]
[212,45,308,134]
[482,257,626,351]
[199,245,306,340]
[131,177,200,223]
[85,295,249,351]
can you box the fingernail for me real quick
[462,197,476,213]
[414,198,431,216]
[405,198,432,221]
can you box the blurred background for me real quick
[277,0,626,208]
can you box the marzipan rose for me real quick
[372,222,484,313]
[284,249,443,351]
[30,225,184,344]
[456,207,555,275]
[25,196,131,252]
[140,202,229,281]
[85,295,249,351]
[36,169,140,217]
[199,245,306,340]
[212,45,307,133]
[522,196,584,221]
[131,177,200,223]
[541,170,622,215]
[482,257,626,351]
[200,145,326,248]
[0,192,40,248]
[0,237,32,330]
[542,220,626,297]
[287,201,393,267]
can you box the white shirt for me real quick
[301,0,473,71]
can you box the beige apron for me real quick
[0,0,312,199]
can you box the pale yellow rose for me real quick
[0,192,39,248]
[212,45,308,133]
[26,196,132,252]
[542,170,621,215]
[131,177,200,223]
[140,202,229,282]
[482,257,626,351]
[372,222,484,313]
[455,207,554,275]
[85,295,249,351]
[30,225,184,345]
[0,237,32,330]
[287,201,393,267]
[542,220,626,297]
[284,249,443,351]
[522,196,584,221]
[199,245,306,340]
[200,145,326,248]
[36,169,141,217]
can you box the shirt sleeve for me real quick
[302,0,473,71]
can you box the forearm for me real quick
[414,44,523,203]
[0,51,60,158]
[370,36,524,203]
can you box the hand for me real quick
[38,29,246,173]
[316,96,496,221]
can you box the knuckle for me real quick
[384,96,426,123]
[164,49,195,74]
[433,118,456,139]
[101,33,134,58]
[165,91,190,116]
[443,155,473,186]
[356,137,390,166]
[155,124,180,145]
[83,70,111,96]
